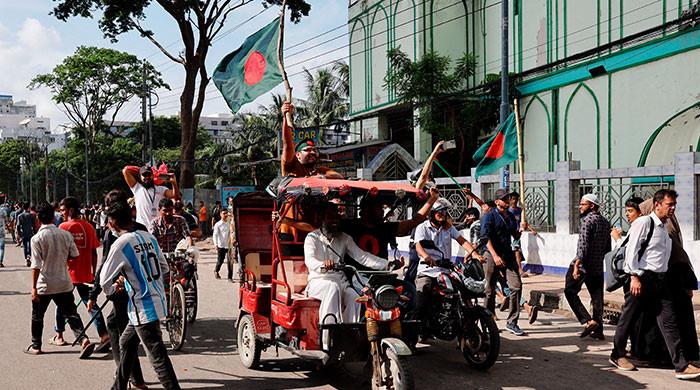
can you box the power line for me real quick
[156,0,674,113]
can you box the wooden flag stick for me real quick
[514,98,527,225]
[277,0,294,129]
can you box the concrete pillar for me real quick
[470,167,483,201]
[554,160,580,235]
[673,152,697,240]
[412,108,432,161]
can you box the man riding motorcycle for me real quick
[414,198,483,338]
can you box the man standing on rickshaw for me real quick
[304,202,393,350]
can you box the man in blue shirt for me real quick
[481,188,525,336]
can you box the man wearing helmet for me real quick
[413,197,483,337]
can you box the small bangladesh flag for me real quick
[213,19,283,113]
[472,112,519,178]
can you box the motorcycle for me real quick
[328,261,415,390]
[417,240,500,370]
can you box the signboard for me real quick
[221,185,256,205]
[292,127,321,146]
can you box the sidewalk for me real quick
[521,273,700,335]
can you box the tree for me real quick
[29,46,167,151]
[0,140,32,199]
[51,0,311,190]
[298,62,348,128]
[386,49,500,175]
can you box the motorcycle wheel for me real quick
[185,277,198,323]
[460,308,500,370]
[237,314,262,369]
[168,283,188,351]
[372,350,414,390]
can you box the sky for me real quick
[0,0,350,131]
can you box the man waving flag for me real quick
[213,19,283,113]
[473,112,519,178]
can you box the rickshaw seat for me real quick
[244,252,272,283]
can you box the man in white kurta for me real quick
[304,208,388,327]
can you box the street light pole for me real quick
[499,0,510,191]
[44,140,50,202]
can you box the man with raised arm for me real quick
[122,165,179,232]
[280,102,342,178]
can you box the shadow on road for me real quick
[178,317,237,355]
[412,325,650,390]
[0,290,29,295]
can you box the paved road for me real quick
[0,237,697,389]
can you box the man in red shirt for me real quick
[53,197,110,351]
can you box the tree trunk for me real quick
[179,65,198,189]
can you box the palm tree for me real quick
[298,62,349,128]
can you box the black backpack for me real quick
[604,217,655,292]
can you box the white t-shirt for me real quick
[31,224,79,295]
[130,182,168,232]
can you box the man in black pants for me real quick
[26,202,94,358]
[609,189,700,380]
[88,190,147,389]
[565,194,611,340]
[213,208,232,280]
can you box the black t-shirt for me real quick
[342,220,399,259]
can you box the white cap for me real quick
[581,193,600,206]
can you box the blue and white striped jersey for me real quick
[100,230,170,325]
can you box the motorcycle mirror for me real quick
[418,240,438,250]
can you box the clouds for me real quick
[0,18,67,126]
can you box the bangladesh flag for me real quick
[213,19,283,113]
[472,112,519,178]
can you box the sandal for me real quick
[23,345,42,355]
[78,342,95,359]
[95,339,111,353]
[49,335,68,346]
[130,382,150,390]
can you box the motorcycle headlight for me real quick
[375,285,400,311]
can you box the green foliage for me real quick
[29,46,167,139]
[386,49,500,175]
[298,63,349,128]
[129,116,213,150]
[0,140,33,198]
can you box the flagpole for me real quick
[513,98,527,225]
[277,0,294,130]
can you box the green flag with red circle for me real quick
[472,112,519,178]
[213,19,283,113]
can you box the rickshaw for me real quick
[234,178,424,389]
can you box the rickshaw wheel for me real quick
[238,314,262,368]
[185,277,198,323]
[372,350,414,390]
[168,283,187,351]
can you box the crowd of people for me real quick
[2,99,698,389]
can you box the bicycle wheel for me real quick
[167,283,188,351]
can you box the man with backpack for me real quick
[609,190,700,380]
[564,194,611,341]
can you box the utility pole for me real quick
[499,0,510,191]
[28,142,33,206]
[84,128,89,205]
[19,157,25,199]
[142,63,148,164]
[64,132,69,197]
[148,90,154,165]
[44,139,50,202]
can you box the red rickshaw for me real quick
[234,177,423,389]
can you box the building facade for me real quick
[348,0,700,278]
